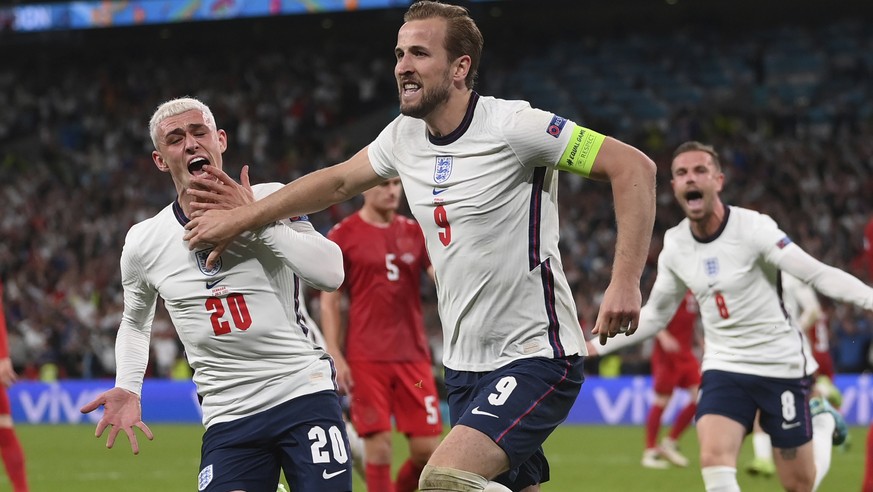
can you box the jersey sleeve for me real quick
[756,212,873,310]
[114,229,159,395]
[501,105,578,169]
[255,218,344,292]
[251,183,344,292]
[367,116,403,179]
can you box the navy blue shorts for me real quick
[445,356,584,490]
[198,390,352,492]
[697,370,813,448]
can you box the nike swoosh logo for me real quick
[471,406,499,418]
[322,469,347,480]
[205,277,225,289]
[781,421,801,430]
[432,188,448,195]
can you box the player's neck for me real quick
[178,194,197,220]
[425,89,472,137]
[691,201,726,238]
[359,207,394,227]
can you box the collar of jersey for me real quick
[427,91,479,146]
[172,199,190,226]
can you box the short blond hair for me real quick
[149,97,216,150]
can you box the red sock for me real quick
[669,403,697,441]
[863,423,873,492]
[0,428,28,492]
[365,463,393,492]
[645,404,665,448]
[395,459,424,492]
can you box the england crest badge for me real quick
[434,156,453,184]
[195,248,222,276]
[704,257,719,277]
[198,464,213,491]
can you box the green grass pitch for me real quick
[8,424,865,491]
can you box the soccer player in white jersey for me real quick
[182,2,657,490]
[79,97,355,492]
[599,141,866,492]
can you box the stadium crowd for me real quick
[1,7,873,381]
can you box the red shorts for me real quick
[813,350,835,380]
[651,351,701,395]
[0,386,9,415]
[347,360,443,438]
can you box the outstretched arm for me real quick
[588,137,657,344]
[184,147,385,267]
[778,244,873,310]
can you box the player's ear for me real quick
[453,55,470,86]
[153,151,170,172]
[217,129,228,154]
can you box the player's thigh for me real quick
[199,413,283,492]
[445,356,583,484]
[392,360,444,437]
[278,391,353,492]
[696,370,759,432]
[347,360,393,435]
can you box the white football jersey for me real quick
[117,183,340,427]
[368,93,585,371]
[643,207,818,378]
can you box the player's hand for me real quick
[0,358,17,387]
[330,352,355,395]
[188,164,254,211]
[590,281,642,345]
[80,387,154,455]
[657,332,680,353]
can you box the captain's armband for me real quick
[556,126,606,177]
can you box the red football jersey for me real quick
[328,213,432,362]
[654,290,698,358]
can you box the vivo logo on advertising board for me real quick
[8,375,872,424]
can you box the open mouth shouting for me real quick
[188,157,209,176]
[683,189,704,212]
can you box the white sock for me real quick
[701,466,740,492]
[811,411,836,491]
[752,431,773,460]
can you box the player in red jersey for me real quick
[321,177,442,492]
[642,291,701,469]
[0,281,29,492]
[590,290,701,469]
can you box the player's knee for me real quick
[418,464,488,491]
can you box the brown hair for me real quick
[672,141,722,171]
[404,1,483,89]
